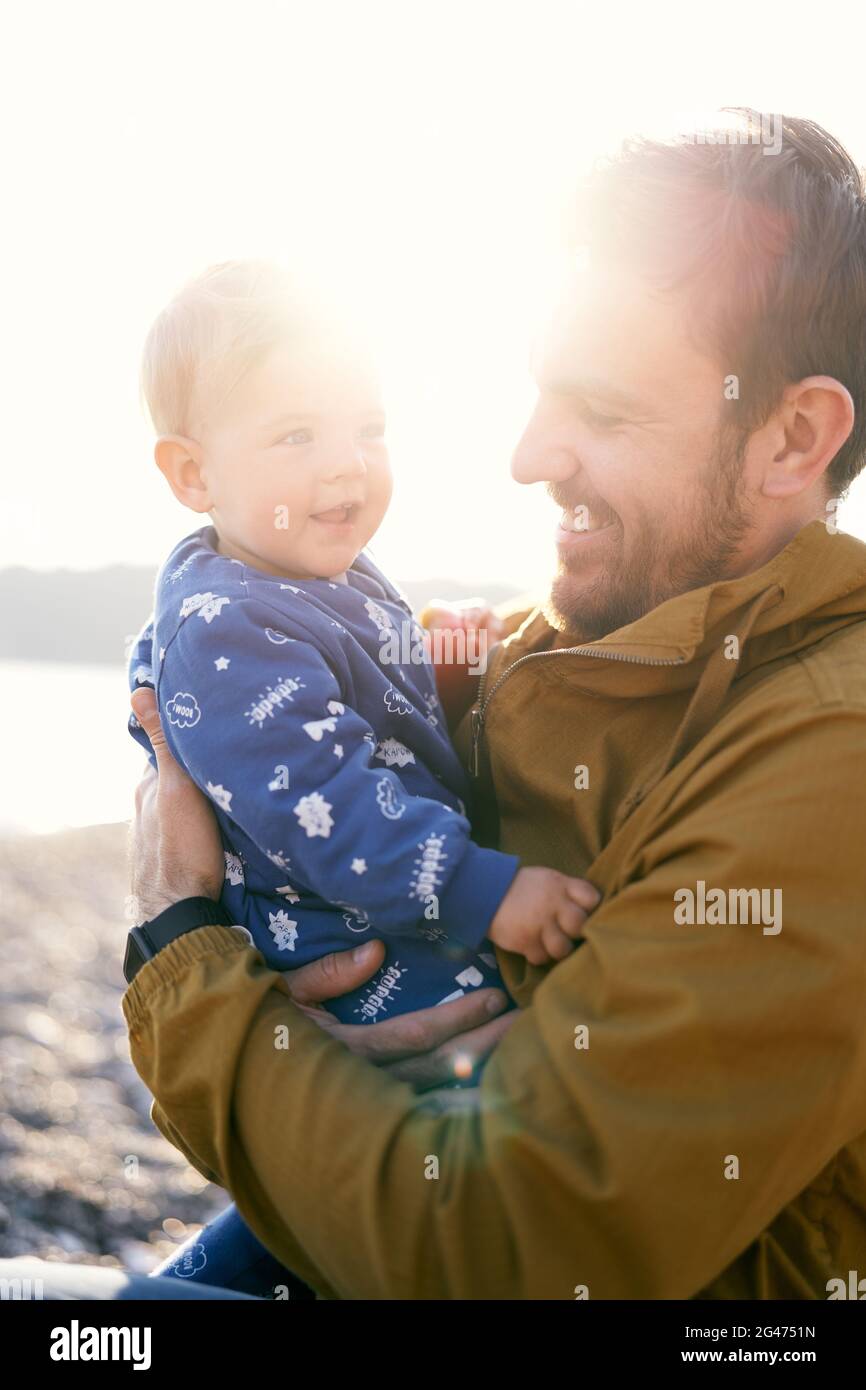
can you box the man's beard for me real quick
[543,424,755,642]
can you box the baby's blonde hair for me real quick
[140,259,317,438]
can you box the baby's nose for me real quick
[324,445,367,480]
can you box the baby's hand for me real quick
[418,597,506,645]
[418,597,505,731]
[488,866,601,965]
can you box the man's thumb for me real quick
[290,939,386,1008]
[131,688,171,766]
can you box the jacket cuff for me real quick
[122,924,249,1032]
[436,842,520,951]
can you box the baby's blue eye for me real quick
[282,428,313,446]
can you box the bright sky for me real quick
[3,0,866,589]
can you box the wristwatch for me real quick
[123,897,234,984]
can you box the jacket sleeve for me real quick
[123,700,866,1299]
[157,598,518,948]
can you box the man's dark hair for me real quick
[578,108,866,495]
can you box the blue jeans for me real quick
[148,1201,315,1299]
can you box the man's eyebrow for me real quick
[536,372,650,413]
[529,339,650,412]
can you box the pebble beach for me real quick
[0,822,230,1272]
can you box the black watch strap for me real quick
[123,897,233,984]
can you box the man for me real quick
[24,107,866,1299]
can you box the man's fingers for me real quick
[337,986,511,1066]
[131,687,198,800]
[286,940,386,1008]
[287,974,513,1081]
[384,1009,518,1089]
[128,685,227,913]
[130,688,174,769]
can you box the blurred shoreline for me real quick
[0,661,145,837]
[0,821,229,1269]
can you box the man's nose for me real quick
[511,409,580,486]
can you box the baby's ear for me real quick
[154,435,211,513]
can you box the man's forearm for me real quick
[123,925,518,1299]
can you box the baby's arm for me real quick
[487,866,601,965]
[155,597,520,951]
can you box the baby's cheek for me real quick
[257,478,310,540]
[370,473,394,527]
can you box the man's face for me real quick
[511,263,758,640]
[198,343,392,581]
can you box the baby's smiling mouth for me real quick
[310,503,360,526]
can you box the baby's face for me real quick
[199,343,392,580]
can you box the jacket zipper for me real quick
[469,645,686,777]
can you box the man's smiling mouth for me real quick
[552,496,620,557]
[559,506,615,534]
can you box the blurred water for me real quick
[0,660,144,834]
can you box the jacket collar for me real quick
[484,521,866,810]
[511,519,866,670]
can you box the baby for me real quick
[126,259,599,1292]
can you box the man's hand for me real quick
[285,945,516,1089]
[129,688,225,920]
[128,688,516,1090]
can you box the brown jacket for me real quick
[124,519,866,1298]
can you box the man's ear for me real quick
[154,435,212,513]
[761,375,855,500]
